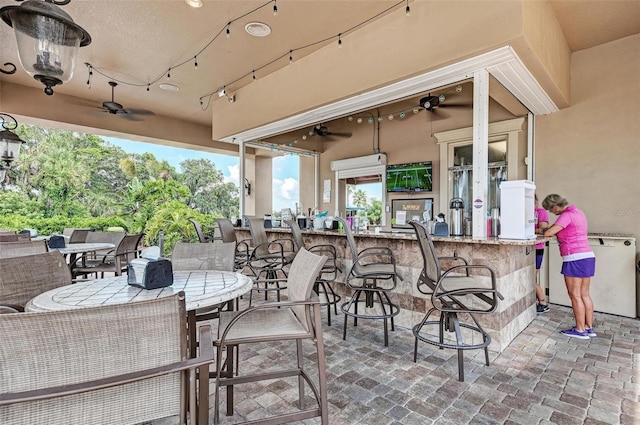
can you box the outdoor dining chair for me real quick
[0,234,19,242]
[0,239,48,259]
[213,248,328,425]
[72,233,144,279]
[0,293,214,425]
[243,215,296,303]
[409,220,503,382]
[171,241,236,272]
[83,231,126,265]
[336,216,401,346]
[285,219,342,326]
[0,250,71,312]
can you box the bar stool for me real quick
[285,219,342,326]
[244,216,296,303]
[337,217,400,346]
[409,220,503,382]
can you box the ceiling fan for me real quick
[310,124,352,140]
[99,81,154,120]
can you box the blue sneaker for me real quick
[586,328,597,337]
[561,327,589,340]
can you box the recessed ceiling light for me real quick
[185,0,203,8]
[245,22,271,37]
[159,83,179,92]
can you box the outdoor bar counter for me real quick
[235,226,551,352]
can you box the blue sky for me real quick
[103,137,300,212]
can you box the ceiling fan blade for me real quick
[327,131,352,138]
[427,108,447,121]
[439,102,471,109]
[124,108,155,116]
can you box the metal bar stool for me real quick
[336,217,400,346]
[286,219,342,326]
[409,220,503,381]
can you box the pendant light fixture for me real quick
[0,0,91,96]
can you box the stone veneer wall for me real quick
[235,228,538,352]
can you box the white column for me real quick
[239,139,245,218]
[314,154,320,211]
[472,70,490,239]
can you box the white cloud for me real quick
[272,177,299,211]
[225,164,239,186]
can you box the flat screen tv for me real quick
[386,161,433,193]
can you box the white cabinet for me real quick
[499,180,535,240]
[548,236,637,318]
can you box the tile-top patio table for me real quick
[50,242,116,267]
[26,270,253,313]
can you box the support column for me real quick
[472,70,489,239]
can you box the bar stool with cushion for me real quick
[409,220,503,382]
[213,248,329,425]
[243,216,296,303]
[285,219,342,326]
[337,217,401,347]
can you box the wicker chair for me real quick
[244,216,296,303]
[0,250,72,312]
[171,241,236,272]
[72,233,144,279]
[215,218,251,271]
[336,216,401,347]
[285,219,342,326]
[409,221,503,382]
[0,293,214,425]
[0,240,48,259]
[68,228,93,243]
[213,248,328,424]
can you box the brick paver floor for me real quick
[156,301,639,424]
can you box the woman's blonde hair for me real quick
[542,194,568,210]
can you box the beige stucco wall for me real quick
[211,1,570,140]
[535,35,640,247]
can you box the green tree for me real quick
[180,158,239,217]
[353,189,368,207]
[366,199,382,225]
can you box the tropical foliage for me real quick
[0,124,239,254]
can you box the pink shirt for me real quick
[554,205,593,258]
[535,206,549,249]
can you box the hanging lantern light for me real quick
[0,0,91,96]
[0,113,26,183]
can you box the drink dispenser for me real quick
[449,197,464,236]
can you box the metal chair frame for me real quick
[336,217,401,346]
[409,220,503,381]
[285,219,342,326]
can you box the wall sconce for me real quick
[0,0,92,95]
[0,113,27,183]
[244,178,251,196]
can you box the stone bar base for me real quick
[235,227,544,353]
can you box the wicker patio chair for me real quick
[68,228,93,243]
[0,293,214,425]
[213,248,329,424]
[0,250,71,312]
[244,216,296,303]
[72,233,144,279]
[409,220,503,382]
[336,216,401,346]
[0,240,48,259]
[215,218,251,271]
[285,219,342,326]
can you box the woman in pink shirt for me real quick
[534,194,550,313]
[542,194,596,340]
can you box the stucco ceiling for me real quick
[0,0,638,135]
